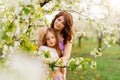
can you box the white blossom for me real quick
[3,44,8,51]
[90,48,102,57]
[90,61,97,69]
[9,46,14,54]
[14,41,20,48]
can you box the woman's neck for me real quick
[56,32,64,41]
[56,30,61,34]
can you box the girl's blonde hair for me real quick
[42,28,62,57]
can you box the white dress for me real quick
[38,46,63,80]
[38,46,61,72]
[38,46,59,63]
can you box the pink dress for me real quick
[58,41,66,80]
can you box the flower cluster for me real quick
[1,41,20,58]
[38,50,97,71]
[90,48,102,57]
[103,36,117,47]
[67,57,97,71]
[37,50,64,71]
[48,58,64,71]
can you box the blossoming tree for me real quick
[0,0,119,80]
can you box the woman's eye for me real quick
[58,19,61,21]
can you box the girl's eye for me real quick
[46,38,50,40]
[52,37,55,39]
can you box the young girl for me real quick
[38,28,63,80]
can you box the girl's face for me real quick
[54,16,65,31]
[45,32,56,48]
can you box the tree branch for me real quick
[40,0,51,7]
[116,39,120,45]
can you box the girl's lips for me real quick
[50,43,54,45]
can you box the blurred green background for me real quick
[67,38,120,80]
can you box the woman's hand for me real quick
[60,57,67,66]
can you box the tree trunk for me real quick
[97,33,103,50]
[116,39,120,45]
[78,36,82,47]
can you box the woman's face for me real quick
[45,32,56,48]
[54,16,65,31]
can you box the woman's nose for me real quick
[57,22,62,27]
[58,21,62,25]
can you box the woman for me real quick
[38,10,73,80]
[50,10,73,80]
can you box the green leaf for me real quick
[49,63,55,71]
[7,23,16,32]
[43,50,51,58]
[27,5,34,9]
[23,7,30,15]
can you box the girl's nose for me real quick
[50,38,53,42]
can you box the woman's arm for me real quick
[37,27,48,48]
[61,39,73,63]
